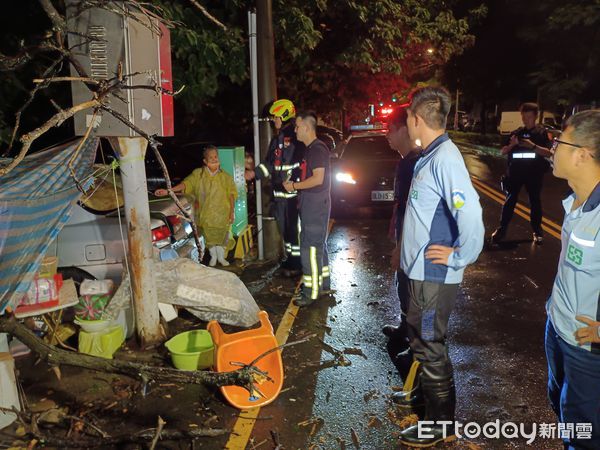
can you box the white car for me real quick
[47,167,200,282]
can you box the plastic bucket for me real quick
[165,330,214,371]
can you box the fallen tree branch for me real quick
[33,76,99,84]
[187,0,227,30]
[38,0,67,32]
[0,99,99,176]
[101,104,204,254]
[0,316,253,389]
[149,416,166,450]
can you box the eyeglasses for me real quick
[551,138,595,159]
[551,138,584,152]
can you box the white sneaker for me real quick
[216,246,230,266]
[208,247,217,267]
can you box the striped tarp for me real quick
[0,138,98,314]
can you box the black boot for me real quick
[392,365,422,408]
[382,324,401,338]
[490,227,506,245]
[391,387,424,408]
[399,361,456,448]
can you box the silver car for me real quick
[47,167,200,282]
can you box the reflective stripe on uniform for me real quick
[310,246,319,299]
[512,152,536,159]
[258,164,270,176]
[302,274,312,288]
[274,163,301,171]
[322,265,330,278]
[273,191,297,199]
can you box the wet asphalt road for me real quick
[212,143,567,449]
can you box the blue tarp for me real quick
[0,138,98,313]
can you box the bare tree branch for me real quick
[38,0,67,31]
[0,99,99,176]
[33,76,100,84]
[188,0,227,31]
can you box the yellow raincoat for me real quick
[183,167,237,248]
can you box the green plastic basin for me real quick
[165,330,214,371]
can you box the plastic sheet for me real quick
[106,259,260,328]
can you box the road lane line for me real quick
[470,177,562,233]
[471,179,561,240]
[225,219,335,449]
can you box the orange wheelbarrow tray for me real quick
[207,311,284,409]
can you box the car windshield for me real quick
[342,135,396,161]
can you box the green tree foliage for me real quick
[0,0,484,147]
[272,0,486,123]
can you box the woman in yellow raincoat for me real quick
[155,146,237,266]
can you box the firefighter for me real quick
[247,99,305,275]
[491,102,553,245]
[283,111,332,307]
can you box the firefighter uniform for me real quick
[496,124,551,240]
[298,139,331,301]
[254,121,305,271]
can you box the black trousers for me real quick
[271,198,301,270]
[500,172,544,235]
[406,280,459,364]
[393,269,411,346]
[300,195,330,299]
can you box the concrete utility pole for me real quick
[255,0,283,259]
[454,88,461,131]
[110,137,162,346]
[256,0,277,159]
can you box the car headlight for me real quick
[336,172,357,185]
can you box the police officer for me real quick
[248,99,305,275]
[491,103,552,245]
[283,111,331,307]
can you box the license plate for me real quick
[371,190,394,201]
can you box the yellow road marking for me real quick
[470,177,562,233]
[470,177,562,240]
[226,219,334,449]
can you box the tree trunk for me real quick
[0,316,252,388]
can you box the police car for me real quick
[332,123,400,212]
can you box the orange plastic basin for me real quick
[207,311,283,409]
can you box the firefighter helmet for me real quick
[269,99,296,122]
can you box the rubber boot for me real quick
[216,246,230,266]
[399,361,456,447]
[392,365,423,408]
[208,247,217,267]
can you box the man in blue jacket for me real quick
[546,110,600,449]
[397,87,484,447]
